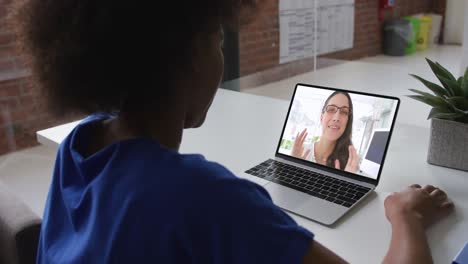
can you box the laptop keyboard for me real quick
[245,159,371,208]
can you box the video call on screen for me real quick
[278,85,398,180]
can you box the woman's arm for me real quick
[301,220,430,264]
[301,185,454,264]
[382,184,453,264]
[302,241,348,264]
[382,212,432,264]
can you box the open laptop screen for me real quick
[277,84,399,180]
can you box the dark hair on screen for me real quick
[321,91,354,170]
[11,0,258,116]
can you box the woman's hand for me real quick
[291,128,311,160]
[334,145,359,173]
[384,184,454,228]
[381,185,454,264]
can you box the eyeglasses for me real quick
[324,104,351,116]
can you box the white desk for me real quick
[37,88,468,263]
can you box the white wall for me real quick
[444,0,465,44]
[461,0,468,75]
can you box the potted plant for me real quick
[409,58,468,171]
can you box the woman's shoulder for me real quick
[126,144,237,181]
[130,150,270,216]
[119,142,247,190]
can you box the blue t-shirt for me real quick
[37,114,314,263]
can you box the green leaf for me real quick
[439,97,468,116]
[436,61,457,81]
[426,58,457,96]
[426,58,456,81]
[409,88,434,97]
[428,109,464,120]
[428,106,453,120]
[438,75,462,96]
[446,97,468,111]
[462,67,468,98]
[450,106,468,116]
[407,94,450,108]
[410,74,448,97]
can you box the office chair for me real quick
[0,182,41,264]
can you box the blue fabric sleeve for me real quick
[182,177,314,264]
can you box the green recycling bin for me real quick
[403,16,420,55]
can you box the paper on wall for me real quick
[279,0,355,64]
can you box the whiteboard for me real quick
[279,0,355,64]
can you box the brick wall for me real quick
[239,0,446,76]
[0,74,75,155]
[1,77,52,154]
[0,1,20,73]
[0,1,73,155]
[239,0,280,76]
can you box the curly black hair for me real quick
[12,0,258,115]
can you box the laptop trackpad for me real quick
[264,182,347,226]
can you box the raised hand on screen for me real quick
[291,128,311,160]
[334,145,359,173]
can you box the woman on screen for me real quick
[291,91,360,173]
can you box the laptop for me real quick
[243,83,400,226]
